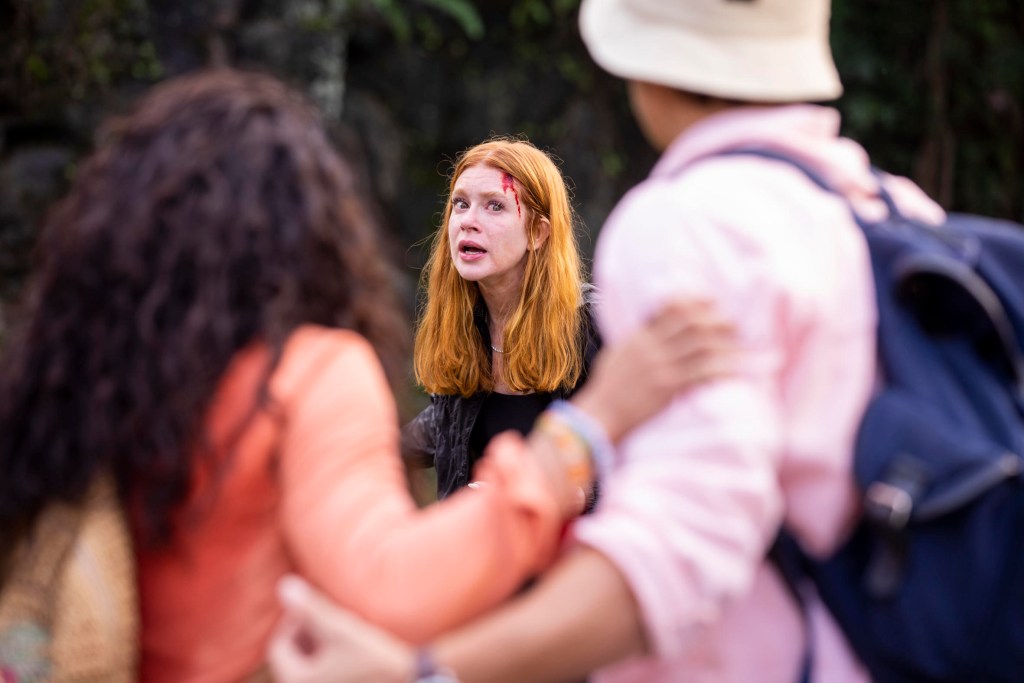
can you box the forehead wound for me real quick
[501,172,521,217]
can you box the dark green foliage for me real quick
[0,0,1021,319]
[1,0,162,112]
[833,0,1024,221]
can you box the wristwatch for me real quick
[413,648,461,683]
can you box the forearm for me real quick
[433,546,649,683]
[288,432,574,644]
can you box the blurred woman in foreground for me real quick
[0,69,733,682]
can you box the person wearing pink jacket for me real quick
[267,1,948,681]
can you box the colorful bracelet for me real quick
[535,411,594,498]
[545,399,615,483]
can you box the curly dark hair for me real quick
[0,69,409,549]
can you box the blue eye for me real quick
[488,200,504,211]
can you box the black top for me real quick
[401,294,603,500]
[467,391,555,469]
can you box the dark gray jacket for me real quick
[402,301,602,500]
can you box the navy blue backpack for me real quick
[722,150,1024,682]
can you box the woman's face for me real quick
[447,164,542,292]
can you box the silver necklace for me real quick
[490,344,505,354]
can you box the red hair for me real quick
[414,138,585,396]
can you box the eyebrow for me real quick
[451,187,506,200]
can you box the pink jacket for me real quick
[572,105,945,683]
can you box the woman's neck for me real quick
[478,282,520,344]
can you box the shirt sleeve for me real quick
[572,183,788,660]
[400,402,437,469]
[278,328,564,645]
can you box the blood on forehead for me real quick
[501,172,521,217]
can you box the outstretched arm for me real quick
[268,547,645,683]
[279,332,569,645]
[268,299,740,682]
[431,546,646,683]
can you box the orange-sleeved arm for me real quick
[278,328,564,644]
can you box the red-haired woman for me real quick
[404,139,726,504]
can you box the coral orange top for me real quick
[136,326,564,683]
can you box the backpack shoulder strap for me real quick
[712,147,1024,403]
[710,147,900,222]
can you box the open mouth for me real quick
[459,243,486,255]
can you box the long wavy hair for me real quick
[0,69,408,551]
[414,138,584,396]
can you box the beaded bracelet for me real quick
[534,411,594,499]
[545,399,615,483]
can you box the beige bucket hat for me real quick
[579,0,843,103]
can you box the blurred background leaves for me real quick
[1,0,1022,330]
